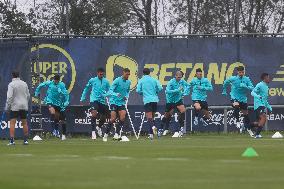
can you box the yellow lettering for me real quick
[159,63,175,85]
[52,62,59,73]
[226,62,244,79]
[187,63,203,82]
[207,63,227,84]
[269,88,276,96]
[42,62,51,73]
[59,62,67,74]
[176,63,192,79]
[144,64,160,80]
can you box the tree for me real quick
[0,1,34,34]
[28,0,133,35]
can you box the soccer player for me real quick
[188,68,213,125]
[103,68,131,142]
[136,68,163,140]
[5,71,30,145]
[35,74,69,140]
[80,68,110,140]
[159,71,189,138]
[222,66,254,136]
[250,73,272,138]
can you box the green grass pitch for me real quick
[0,133,283,189]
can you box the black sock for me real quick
[98,116,106,128]
[91,117,97,131]
[118,121,124,135]
[244,115,250,129]
[255,126,263,135]
[106,122,113,134]
[178,112,185,128]
[233,107,240,122]
[54,120,59,131]
[194,109,200,118]
[61,123,66,135]
[160,116,170,130]
[148,118,154,134]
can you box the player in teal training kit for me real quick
[188,68,213,126]
[250,73,272,139]
[35,75,69,140]
[159,71,189,137]
[103,68,131,142]
[80,68,110,140]
[136,68,163,140]
[222,66,254,136]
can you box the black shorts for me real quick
[9,110,28,119]
[144,102,158,113]
[255,106,266,120]
[193,100,208,110]
[165,100,184,112]
[90,101,110,115]
[48,104,66,121]
[231,99,248,110]
[110,104,126,112]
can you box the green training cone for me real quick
[242,147,259,157]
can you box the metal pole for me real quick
[154,0,158,35]
[65,0,70,35]
[223,108,228,133]
[235,0,240,33]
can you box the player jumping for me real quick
[80,68,110,140]
[103,68,131,142]
[222,66,254,136]
[35,74,69,140]
[250,73,272,139]
[136,68,163,140]
[159,71,189,138]
[188,68,213,126]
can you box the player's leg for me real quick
[96,103,110,137]
[49,105,59,137]
[240,103,254,137]
[103,105,117,141]
[117,109,127,139]
[160,109,173,136]
[20,110,29,144]
[200,101,210,119]
[8,111,17,145]
[59,110,67,140]
[254,109,267,138]
[232,100,241,129]
[160,102,174,136]
[250,107,266,138]
[144,102,157,139]
[176,104,186,137]
[91,109,98,139]
[193,101,201,125]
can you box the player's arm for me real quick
[5,83,13,111]
[165,80,180,94]
[251,84,260,98]
[80,79,92,102]
[201,79,213,91]
[245,78,254,90]
[107,78,119,97]
[25,83,30,102]
[102,80,110,98]
[222,77,231,95]
[156,79,163,93]
[182,81,190,96]
[34,81,50,97]
[136,79,143,95]
[125,81,131,99]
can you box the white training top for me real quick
[5,78,30,111]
